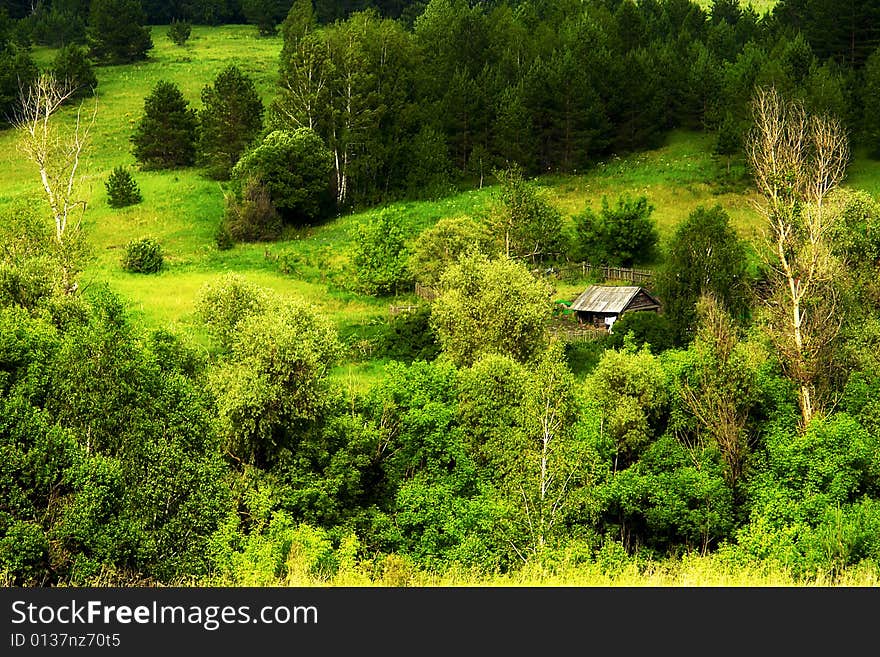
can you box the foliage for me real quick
[407,214,496,288]
[0,44,38,128]
[51,45,97,101]
[737,413,880,578]
[195,273,270,351]
[378,306,440,362]
[231,128,333,225]
[198,64,264,180]
[209,296,341,466]
[121,237,163,274]
[405,125,453,198]
[241,0,290,36]
[351,209,413,296]
[431,252,553,367]
[603,434,736,555]
[572,194,659,267]
[220,177,282,243]
[131,80,198,170]
[654,204,749,345]
[491,165,565,262]
[0,199,59,309]
[167,20,192,46]
[605,312,675,354]
[104,166,142,208]
[0,291,228,584]
[831,189,880,271]
[87,0,153,64]
[25,3,86,48]
[586,341,670,470]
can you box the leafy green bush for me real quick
[214,222,235,251]
[196,273,269,350]
[352,209,412,296]
[230,128,332,224]
[167,19,192,46]
[122,237,163,273]
[606,311,675,353]
[378,306,440,362]
[571,193,659,266]
[105,166,142,208]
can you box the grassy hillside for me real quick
[0,20,871,382]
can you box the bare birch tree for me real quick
[746,86,849,426]
[13,73,96,293]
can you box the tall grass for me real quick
[197,551,880,587]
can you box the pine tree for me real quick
[198,65,264,180]
[52,45,98,100]
[105,166,142,208]
[87,0,153,64]
[131,80,198,169]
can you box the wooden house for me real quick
[569,285,661,332]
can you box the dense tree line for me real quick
[261,0,880,207]
[10,1,880,207]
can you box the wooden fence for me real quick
[555,263,654,285]
[551,326,608,344]
[389,304,419,316]
[414,282,439,301]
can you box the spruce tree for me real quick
[197,65,264,180]
[131,80,198,169]
[87,0,153,64]
[105,166,142,208]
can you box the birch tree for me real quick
[13,73,96,293]
[517,342,582,557]
[746,86,849,426]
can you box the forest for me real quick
[2,0,880,587]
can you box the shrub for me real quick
[230,128,333,225]
[352,208,412,296]
[215,222,235,251]
[196,273,269,350]
[378,306,440,362]
[571,194,658,266]
[222,177,282,243]
[122,237,163,274]
[104,166,142,208]
[606,311,675,354]
[167,20,192,46]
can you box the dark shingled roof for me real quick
[570,285,659,314]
